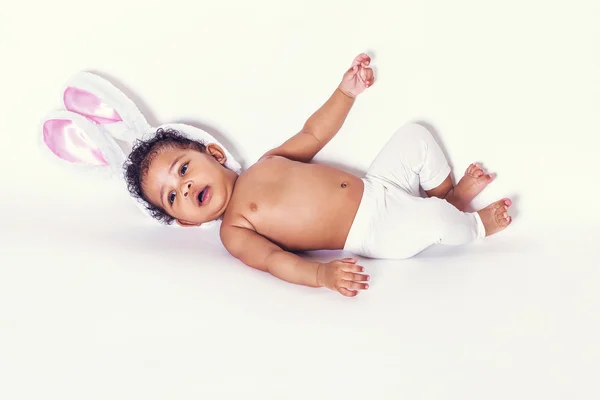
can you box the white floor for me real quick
[1,200,599,399]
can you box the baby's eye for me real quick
[168,192,176,204]
[180,162,189,176]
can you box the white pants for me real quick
[343,123,486,259]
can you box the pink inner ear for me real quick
[43,119,108,166]
[64,86,123,124]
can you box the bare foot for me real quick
[477,198,513,237]
[448,163,494,210]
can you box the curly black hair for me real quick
[123,127,207,224]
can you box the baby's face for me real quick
[142,145,237,226]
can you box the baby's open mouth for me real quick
[197,187,209,205]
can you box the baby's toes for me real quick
[495,207,511,226]
[483,173,495,182]
[474,165,494,180]
[495,198,511,208]
[466,163,478,175]
[467,163,489,179]
[500,214,513,227]
[472,168,485,178]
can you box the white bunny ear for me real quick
[62,71,152,143]
[62,71,245,176]
[40,110,126,177]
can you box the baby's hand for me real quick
[338,53,375,98]
[317,257,370,297]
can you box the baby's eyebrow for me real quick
[159,154,185,208]
[159,186,166,209]
[169,155,184,175]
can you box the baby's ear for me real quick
[176,219,201,228]
[206,143,227,164]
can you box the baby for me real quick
[123,53,512,297]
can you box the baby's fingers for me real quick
[338,287,358,297]
[340,262,364,273]
[364,68,374,83]
[352,53,370,67]
[357,67,374,87]
[342,65,359,81]
[343,272,370,282]
[340,280,369,291]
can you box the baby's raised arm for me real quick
[220,226,369,296]
[259,53,375,164]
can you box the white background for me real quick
[1,1,599,399]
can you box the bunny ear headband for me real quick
[40,71,243,228]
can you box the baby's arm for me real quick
[259,53,374,163]
[220,225,369,296]
[221,225,321,287]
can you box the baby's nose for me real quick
[182,182,192,197]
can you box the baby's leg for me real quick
[367,123,494,211]
[386,195,512,258]
[401,126,494,210]
[432,197,513,245]
[433,195,512,240]
[366,123,451,197]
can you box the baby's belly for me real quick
[241,163,364,251]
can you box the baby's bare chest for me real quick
[235,164,356,218]
[224,157,363,248]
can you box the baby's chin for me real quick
[175,215,204,227]
[175,210,219,227]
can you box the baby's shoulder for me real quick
[254,153,288,165]
[220,212,254,232]
[219,208,256,250]
[239,154,292,179]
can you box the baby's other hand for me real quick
[338,53,375,98]
[317,257,370,297]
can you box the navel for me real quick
[249,202,258,212]
[341,181,348,188]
